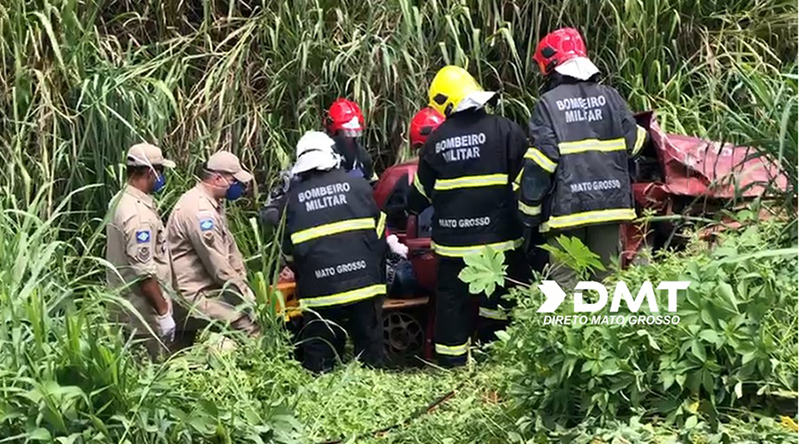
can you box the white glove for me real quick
[387,234,408,258]
[155,312,176,342]
[243,285,256,301]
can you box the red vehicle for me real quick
[278,111,787,363]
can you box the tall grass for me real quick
[1,0,796,248]
[0,186,306,441]
[0,1,796,441]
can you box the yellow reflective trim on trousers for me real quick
[519,201,541,216]
[431,238,523,258]
[434,174,508,191]
[524,147,557,173]
[435,341,469,356]
[376,212,387,237]
[632,126,647,156]
[559,138,626,155]
[479,307,508,321]
[512,169,523,191]
[413,173,430,201]
[300,284,386,309]
[291,218,376,245]
[540,208,636,232]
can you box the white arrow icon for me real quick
[537,280,566,313]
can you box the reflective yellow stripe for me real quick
[524,147,557,173]
[291,218,376,245]
[632,126,647,155]
[413,173,430,201]
[432,238,523,258]
[519,201,541,216]
[434,174,508,191]
[512,169,523,191]
[559,138,626,155]
[479,307,508,321]
[300,284,386,308]
[435,341,469,356]
[540,208,636,232]
[376,212,387,237]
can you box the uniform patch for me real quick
[136,230,151,243]
[137,247,151,262]
[199,218,214,231]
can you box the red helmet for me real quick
[533,28,588,75]
[409,107,445,150]
[325,98,365,138]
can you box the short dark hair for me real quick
[199,162,217,181]
[126,165,150,179]
[126,164,163,179]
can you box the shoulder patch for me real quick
[199,218,214,232]
[135,230,151,243]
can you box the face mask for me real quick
[347,167,364,179]
[152,171,166,193]
[225,179,245,201]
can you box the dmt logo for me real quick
[537,280,690,326]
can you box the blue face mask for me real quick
[225,180,245,201]
[152,171,166,193]
[347,167,364,179]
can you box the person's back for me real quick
[406,65,531,368]
[283,131,387,373]
[520,27,648,287]
[413,109,524,255]
[533,77,642,229]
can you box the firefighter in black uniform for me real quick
[325,98,379,185]
[260,98,376,230]
[407,66,531,368]
[282,131,388,373]
[520,28,649,289]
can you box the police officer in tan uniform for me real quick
[106,143,176,359]
[167,151,259,336]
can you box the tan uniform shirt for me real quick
[106,185,172,329]
[167,184,249,303]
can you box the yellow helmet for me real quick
[428,66,484,117]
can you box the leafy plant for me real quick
[458,248,508,296]
[539,235,607,281]
[490,221,798,434]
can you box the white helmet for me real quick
[291,131,341,175]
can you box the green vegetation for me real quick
[0,0,797,442]
[488,221,798,437]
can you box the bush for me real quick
[471,222,798,432]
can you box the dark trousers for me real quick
[547,223,621,289]
[434,248,531,367]
[300,296,386,374]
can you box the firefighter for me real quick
[325,98,379,184]
[259,98,377,231]
[167,151,260,338]
[520,28,649,288]
[406,66,531,367]
[282,131,389,374]
[106,143,176,359]
[409,107,446,151]
[381,107,446,232]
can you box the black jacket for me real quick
[407,108,527,258]
[284,168,387,308]
[332,135,378,184]
[519,77,648,232]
